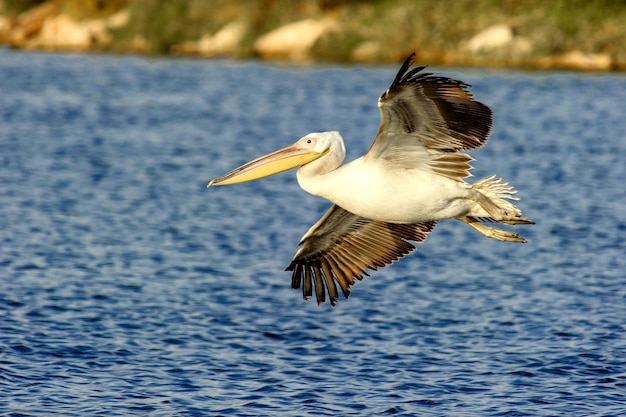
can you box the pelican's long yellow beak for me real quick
[207,142,326,187]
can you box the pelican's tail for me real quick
[461,175,533,243]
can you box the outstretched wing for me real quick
[366,53,493,180]
[286,205,436,306]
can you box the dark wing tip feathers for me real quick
[386,58,477,106]
[387,52,469,97]
[383,53,429,99]
[389,53,419,89]
[382,52,493,152]
[287,219,436,307]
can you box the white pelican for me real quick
[208,53,533,306]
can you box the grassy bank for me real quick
[2,0,625,69]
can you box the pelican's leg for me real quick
[467,183,534,225]
[458,216,527,243]
[469,190,534,224]
[467,188,509,219]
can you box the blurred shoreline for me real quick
[1,0,624,71]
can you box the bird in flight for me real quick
[208,53,533,306]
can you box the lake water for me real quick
[1,49,625,416]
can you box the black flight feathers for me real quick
[381,53,493,152]
[384,52,469,99]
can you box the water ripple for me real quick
[0,49,625,416]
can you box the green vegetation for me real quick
[307,0,626,64]
[2,0,625,69]
[2,0,43,13]
[3,0,129,16]
[110,0,337,54]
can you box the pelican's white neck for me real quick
[295,131,346,198]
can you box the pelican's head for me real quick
[208,131,345,187]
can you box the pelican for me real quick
[208,53,533,306]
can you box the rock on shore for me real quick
[1,2,128,51]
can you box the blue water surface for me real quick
[1,49,625,416]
